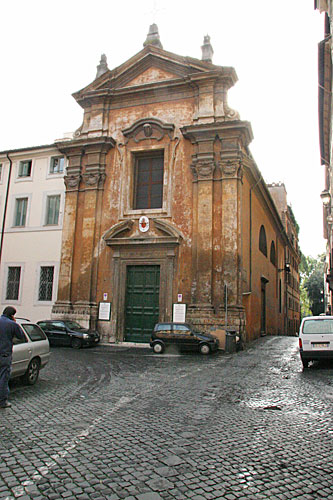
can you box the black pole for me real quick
[0,153,13,266]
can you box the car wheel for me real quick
[153,342,165,354]
[199,343,211,355]
[71,337,82,349]
[22,358,40,385]
[301,357,309,369]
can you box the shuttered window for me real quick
[46,195,60,225]
[14,198,28,226]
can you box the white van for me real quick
[298,316,333,368]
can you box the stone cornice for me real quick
[181,121,253,145]
[55,136,115,155]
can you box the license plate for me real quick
[312,343,329,349]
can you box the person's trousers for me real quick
[0,354,12,404]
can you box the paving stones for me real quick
[1,338,333,499]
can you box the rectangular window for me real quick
[45,195,60,225]
[14,197,28,226]
[38,266,54,301]
[21,324,47,341]
[133,152,164,209]
[50,156,64,174]
[6,266,21,300]
[18,160,32,177]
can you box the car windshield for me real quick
[302,319,333,334]
[63,321,85,330]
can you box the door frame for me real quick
[124,264,161,342]
[112,245,177,342]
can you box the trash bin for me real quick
[225,328,237,353]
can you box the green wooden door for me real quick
[124,265,160,342]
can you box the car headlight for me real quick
[83,334,89,340]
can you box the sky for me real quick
[0,0,326,258]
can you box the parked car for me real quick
[150,322,219,354]
[298,315,333,368]
[37,320,100,348]
[11,319,50,385]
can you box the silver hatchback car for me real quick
[11,319,50,385]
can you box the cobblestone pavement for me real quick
[1,336,333,500]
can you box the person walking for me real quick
[0,306,25,409]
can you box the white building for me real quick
[0,144,65,322]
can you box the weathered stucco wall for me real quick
[53,41,299,343]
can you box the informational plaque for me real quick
[173,303,186,323]
[98,302,111,321]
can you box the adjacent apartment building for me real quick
[0,145,65,322]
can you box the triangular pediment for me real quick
[73,45,222,100]
[103,218,183,247]
[123,66,178,87]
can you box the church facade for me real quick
[52,26,300,343]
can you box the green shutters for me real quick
[124,265,160,342]
[46,195,60,225]
[14,198,28,226]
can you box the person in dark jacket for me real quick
[0,306,25,408]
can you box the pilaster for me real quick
[181,125,216,315]
[52,136,115,326]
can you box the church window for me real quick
[259,225,267,257]
[270,241,276,266]
[133,152,164,209]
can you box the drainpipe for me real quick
[0,153,13,266]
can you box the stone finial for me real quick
[143,23,163,49]
[96,53,109,79]
[201,35,214,63]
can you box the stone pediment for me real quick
[103,218,183,247]
[122,118,174,143]
[73,46,226,101]
[123,67,178,87]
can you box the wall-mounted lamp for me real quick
[321,189,331,206]
[278,263,291,273]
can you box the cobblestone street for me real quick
[1,336,333,500]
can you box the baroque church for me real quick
[52,25,300,343]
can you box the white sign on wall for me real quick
[173,303,186,323]
[98,302,111,321]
